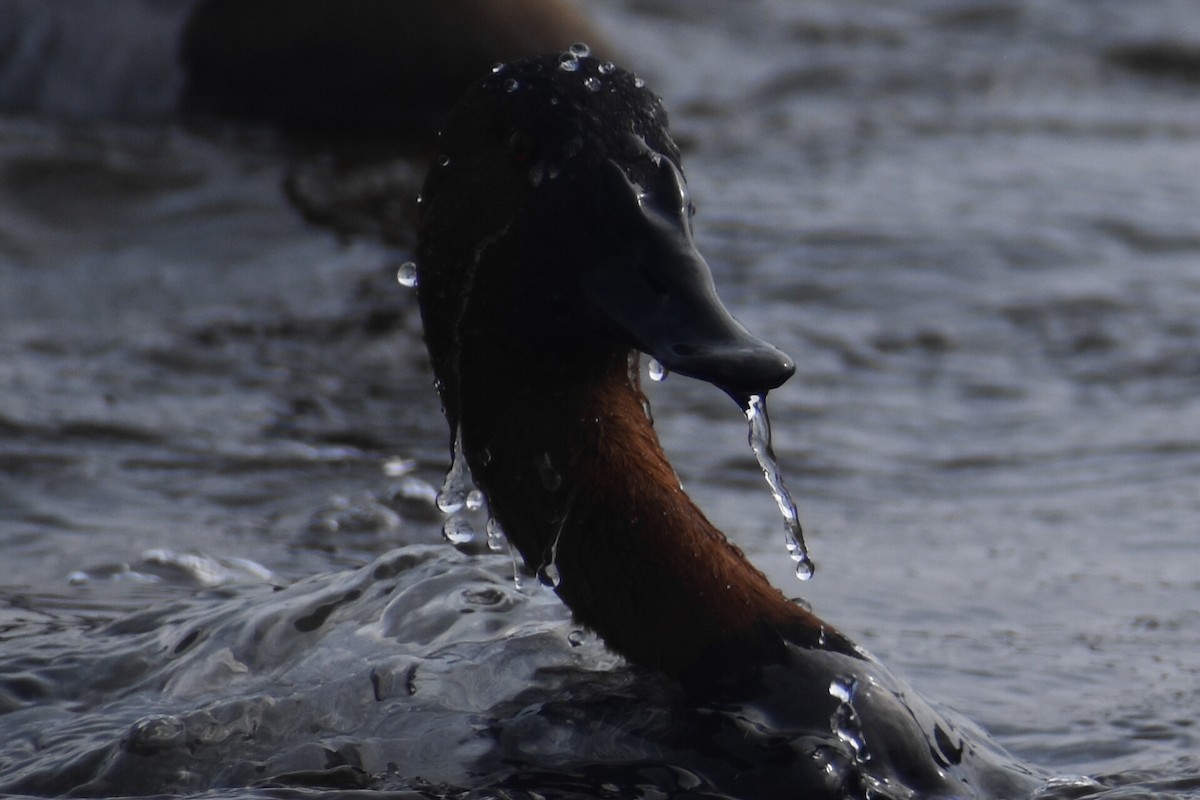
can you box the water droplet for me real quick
[396,261,418,288]
[442,516,475,545]
[415,193,424,205]
[503,77,519,93]
[633,76,646,89]
[597,61,616,75]
[647,358,667,382]
[567,630,585,647]
[558,53,579,72]
[466,489,485,511]
[568,42,591,58]
[436,489,464,515]
[744,394,815,580]
[437,426,471,513]
[537,561,561,588]
[437,154,450,167]
[490,62,504,74]
[485,517,507,551]
[583,76,602,93]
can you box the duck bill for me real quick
[580,160,795,404]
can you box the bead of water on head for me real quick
[490,62,504,73]
[568,42,591,58]
[442,515,475,545]
[583,76,602,93]
[647,358,667,382]
[558,53,579,72]
[503,78,519,93]
[633,77,645,89]
[744,394,815,580]
[396,261,418,288]
[597,61,616,75]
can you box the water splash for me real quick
[829,676,870,764]
[744,394,814,580]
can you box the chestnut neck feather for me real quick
[452,338,840,681]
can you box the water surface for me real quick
[3,0,1200,796]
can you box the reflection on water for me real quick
[3,0,1200,797]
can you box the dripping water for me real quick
[536,487,577,589]
[437,426,475,544]
[744,394,814,580]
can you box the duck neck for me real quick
[454,346,834,680]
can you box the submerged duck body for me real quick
[416,52,1040,798]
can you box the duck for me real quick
[415,50,1043,799]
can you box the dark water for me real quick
[3,0,1200,797]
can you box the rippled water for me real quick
[3,0,1200,797]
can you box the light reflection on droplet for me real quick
[647,358,667,382]
[396,261,418,288]
[442,516,475,545]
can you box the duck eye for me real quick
[507,130,535,162]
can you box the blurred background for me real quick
[2,1,1200,796]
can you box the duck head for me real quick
[416,50,794,432]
